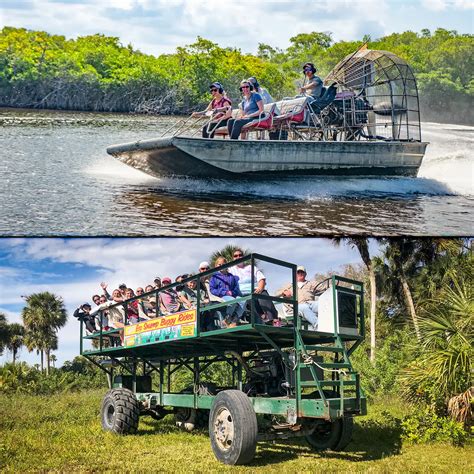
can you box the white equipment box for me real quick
[317,286,359,336]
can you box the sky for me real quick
[0,237,377,366]
[0,0,472,56]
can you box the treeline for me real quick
[0,27,473,123]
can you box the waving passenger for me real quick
[227,80,264,140]
[192,82,232,138]
[300,62,324,99]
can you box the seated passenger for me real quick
[192,82,232,138]
[227,80,264,140]
[299,63,323,100]
[123,288,140,324]
[209,257,245,327]
[159,277,182,315]
[247,77,274,104]
[73,303,97,333]
[276,266,320,330]
[230,248,278,325]
[141,284,157,317]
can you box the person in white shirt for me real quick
[230,248,278,324]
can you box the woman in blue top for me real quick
[227,80,264,139]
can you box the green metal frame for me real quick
[81,254,366,420]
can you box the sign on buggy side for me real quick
[124,309,197,347]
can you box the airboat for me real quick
[107,48,428,178]
[80,254,366,465]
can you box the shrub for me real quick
[401,406,469,446]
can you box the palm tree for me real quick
[209,244,251,267]
[22,292,67,375]
[50,354,57,368]
[333,238,377,363]
[6,323,24,364]
[0,312,9,356]
[400,280,473,409]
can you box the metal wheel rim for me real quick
[213,407,234,451]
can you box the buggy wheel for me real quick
[175,408,197,431]
[101,387,140,434]
[209,390,257,465]
[175,408,209,431]
[305,416,353,451]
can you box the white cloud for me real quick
[421,0,473,10]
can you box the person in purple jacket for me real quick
[209,256,245,327]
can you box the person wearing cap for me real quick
[73,303,97,333]
[198,262,225,330]
[276,266,320,330]
[299,62,324,99]
[227,80,264,140]
[192,82,232,138]
[247,77,274,105]
[159,277,183,315]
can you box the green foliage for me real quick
[0,359,106,395]
[401,406,469,446]
[0,27,472,122]
[351,329,413,398]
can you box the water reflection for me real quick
[115,186,440,235]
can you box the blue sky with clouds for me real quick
[0,238,378,365]
[1,0,472,56]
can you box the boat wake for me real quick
[87,121,472,201]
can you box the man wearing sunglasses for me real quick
[299,62,323,99]
[192,82,232,138]
[226,80,264,139]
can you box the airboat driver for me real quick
[227,80,264,140]
[276,265,320,330]
[191,82,232,138]
[299,62,324,99]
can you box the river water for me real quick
[1,108,472,236]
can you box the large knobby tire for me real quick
[305,415,354,451]
[209,390,258,465]
[101,387,140,434]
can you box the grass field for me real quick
[0,390,472,472]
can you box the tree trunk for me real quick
[46,348,50,376]
[40,350,44,373]
[368,264,377,364]
[12,349,17,365]
[401,276,420,340]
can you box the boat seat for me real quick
[213,109,240,137]
[241,103,276,132]
[273,97,310,126]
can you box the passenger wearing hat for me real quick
[276,265,320,330]
[73,303,97,334]
[153,277,162,290]
[299,62,324,99]
[192,82,233,138]
[227,80,264,140]
[247,77,274,105]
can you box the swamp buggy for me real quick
[80,254,366,465]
